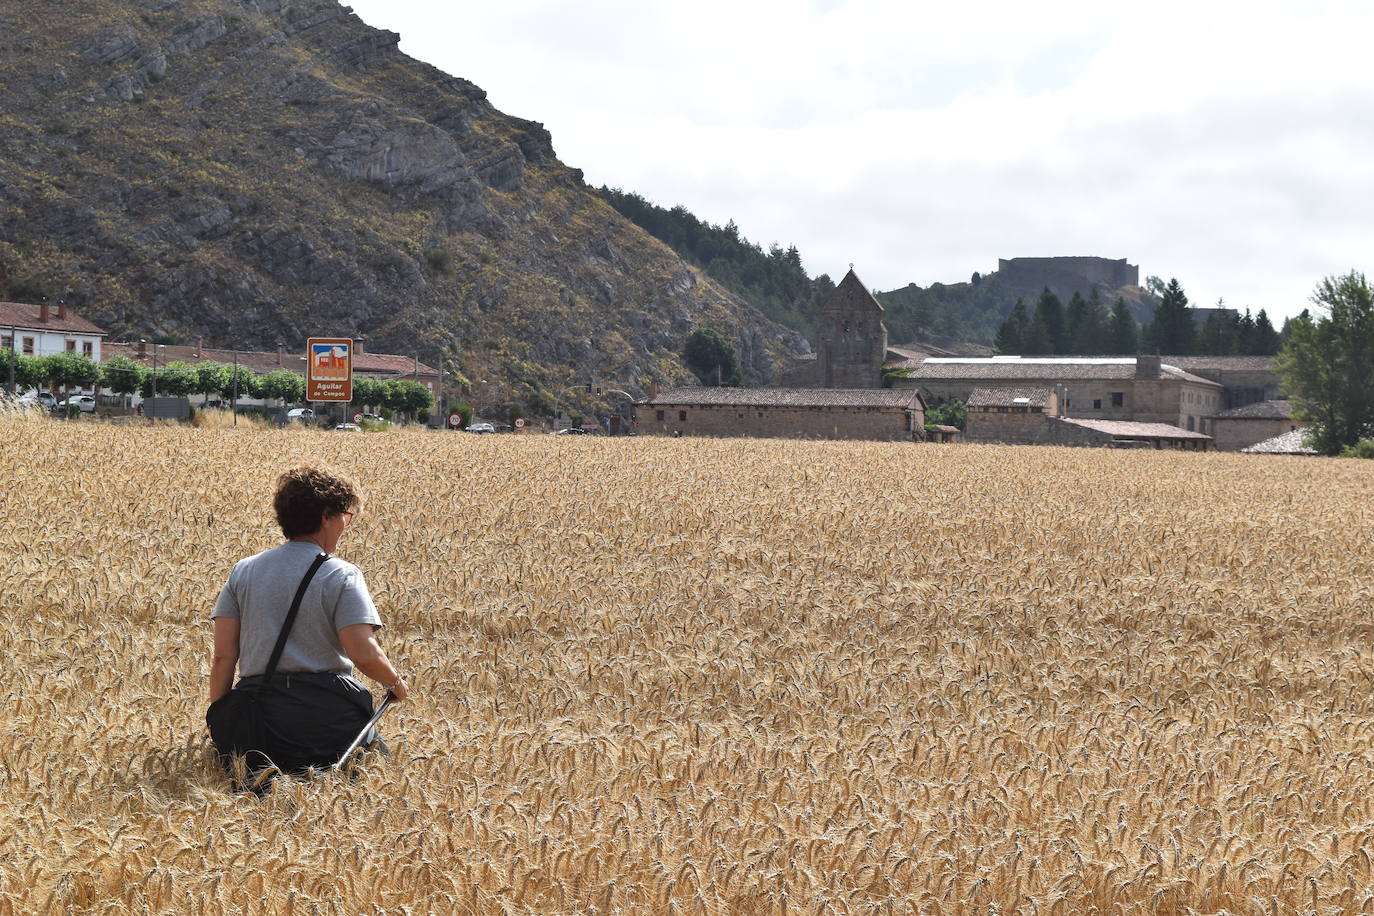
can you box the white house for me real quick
[1,300,107,363]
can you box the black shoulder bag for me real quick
[206,552,329,774]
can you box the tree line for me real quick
[0,351,432,413]
[994,279,1283,356]
[599,187,827,341]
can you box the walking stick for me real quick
[332,691,396,771]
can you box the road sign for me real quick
[448,413,462,428]
[514,417,526,429]
[306,338,353,403]
[353,412,363,423]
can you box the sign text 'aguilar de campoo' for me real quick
[306,338,353,403]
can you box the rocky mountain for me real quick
[0,0,808,407]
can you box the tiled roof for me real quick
[1057,417,1213,440]
[1161,355,1277,371]
[1213,399,1292,420]
[1242,428,1316,454]
[912,357,1222,387]
[102,341,437,377]
[0,301,107,336]
[641,387,925,409]
[967,386,1054,408]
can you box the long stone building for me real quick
[895,355,1226,434]
[634,387,925,441]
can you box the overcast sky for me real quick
[347,0,1372,321]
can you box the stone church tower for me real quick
[817,268,888,388]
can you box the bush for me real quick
[424,248,454,274]
[1339,439,1374,459]
[926,398,967,430]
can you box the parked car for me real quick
[18,391,57,410]
[334,422,361,432]
[553,426,588,435]
[60,395,97,413]
[285,407,316,423]
[467,422,496,433]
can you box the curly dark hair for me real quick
[274,467,360,538]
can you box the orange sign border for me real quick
[306,338,354,403]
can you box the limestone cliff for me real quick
[0,0,807,404]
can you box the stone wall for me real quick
[634,403,921,441]
[1212,416,1301,452]
[965,409,1052,444]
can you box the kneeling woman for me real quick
[209,467,408,780]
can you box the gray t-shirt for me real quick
[211,540,383,678]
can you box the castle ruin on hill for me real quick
[996,257,1139,292]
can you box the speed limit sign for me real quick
[352,413,363,423]
[448,413,462,428]
[514,417,526,429]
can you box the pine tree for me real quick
[1023,314,1053,355]
[1033,288,1067,354]
[1252,309,1281,355]
[1197,310,1233,355]
[1235,308,1258,356]
[995,298,1030,353]
[1108,298,1138,355]
[1150,279,1195,354]
[1067,290,1110,354]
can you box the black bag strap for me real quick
[259,552,329,690]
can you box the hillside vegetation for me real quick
[0,0,806,404]
[599,188,1152,350]
[5,412,1374,913]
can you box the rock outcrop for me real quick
[0,0,807,404]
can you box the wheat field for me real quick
[2,411,1373,915]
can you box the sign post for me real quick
[306,338,353,405]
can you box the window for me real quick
[1111,392,1124,408]
[655,410,664,422]
[843,320,850,333]
[22,337,34,355]
[1187,416,1195,431]
[82,341,93,357]
[678,410,687,422]
[0,336,9,349]
[1092,398,1102,409]
[65,339,76,353]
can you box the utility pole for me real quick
[7,325,15,395]
[232,351,239,426]
[438,356,445,427]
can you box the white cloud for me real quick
[350,0,1374,321]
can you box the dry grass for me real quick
[2,413,1373,915]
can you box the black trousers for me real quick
[233,672,377,773]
